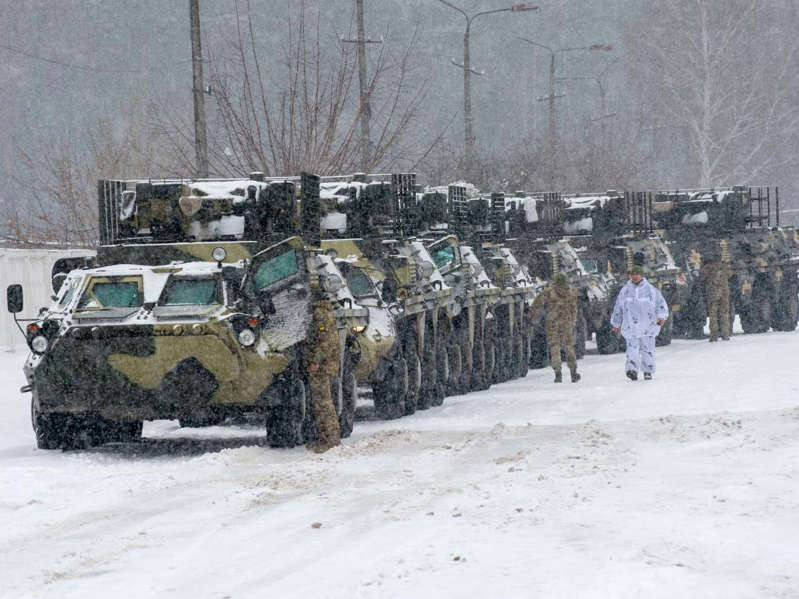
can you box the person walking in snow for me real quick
[701,257,732,342]
[610,265,669,381]
[530,273,581,383]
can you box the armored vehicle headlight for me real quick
[212,247,228,262]
[322,273,343,293]
[351,325,367,333]
[420,260,435,279]
[238,328,257,347]
[31,335,49,354]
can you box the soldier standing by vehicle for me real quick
[611,266,669,381]
[303,299,342,452]
[530,274,581,383]
[701,258,732,342]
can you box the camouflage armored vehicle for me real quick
[426,234,501,392]
[7,250,366,449]
[476,240,536,382]
[418,184,536,385]
[8,174,372,449]
[651,186,798,336]
[315,172,458,418]
[503,193,617,357]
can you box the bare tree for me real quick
[4,118,176,247]
[629,0,799,187]
[203,0,429,177]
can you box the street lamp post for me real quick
[438,1,537,174]
[519,39,611,187]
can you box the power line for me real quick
[0,42,191,75]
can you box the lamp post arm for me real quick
[436,0,468,21]
[518,37,554,56]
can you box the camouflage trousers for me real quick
[546,324,577,374]
[308,373,340,452]
[707,297,731,339]
[625,335,655,374]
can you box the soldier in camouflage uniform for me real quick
[701,259,732,342]
[303,300,342,452]
[530,274,581,383]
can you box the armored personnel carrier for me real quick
[315,173,459,418]
[418,184,536,384]
[7,174,369,449]
[7,251,366,449]
[503,193,617,357]
[426,234,501,392]
[650,186,798,336]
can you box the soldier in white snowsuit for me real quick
[610,266,669,381]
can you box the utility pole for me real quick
[438,2,537,176]
[520,39,611,187]
[342,0,382,172]
[190,0,209,178]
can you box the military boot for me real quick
[721,336,730,341]
[554,370,562,383]
[570,370,581,383]
[643,373,652,380]
[709,337,718,342]
[626,370,638,381]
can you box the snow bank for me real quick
[1,331,798,598]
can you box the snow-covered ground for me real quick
[1,332,798,599]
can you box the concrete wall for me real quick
[1,249,94,349]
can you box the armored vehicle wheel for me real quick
[430,343,447,407]
[266,379,305,448]
[595,325,619,355]
[656,315,673,346]
[675,285,706,339]
[529,328,548,368]
[470,326,489,391]
[404,352,421,415]
[521,332,531,377]
[446,341,464,396]
[742,285,772,333]
[514,334,527,379]
[418,345,436,411]
[493,340,504,384]
[772,281,798,332]
[339,370,357,438]
[374,357,408,420]
[574,315,587,359]
[31,398,70,450]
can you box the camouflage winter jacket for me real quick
[530,285,578,333]
[701,261,732,302]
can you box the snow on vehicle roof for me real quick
[502,196,540,223]
[563,195,613,210]
[320,181,367,201]
[424,181,481,199]
[187,179,264,198]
